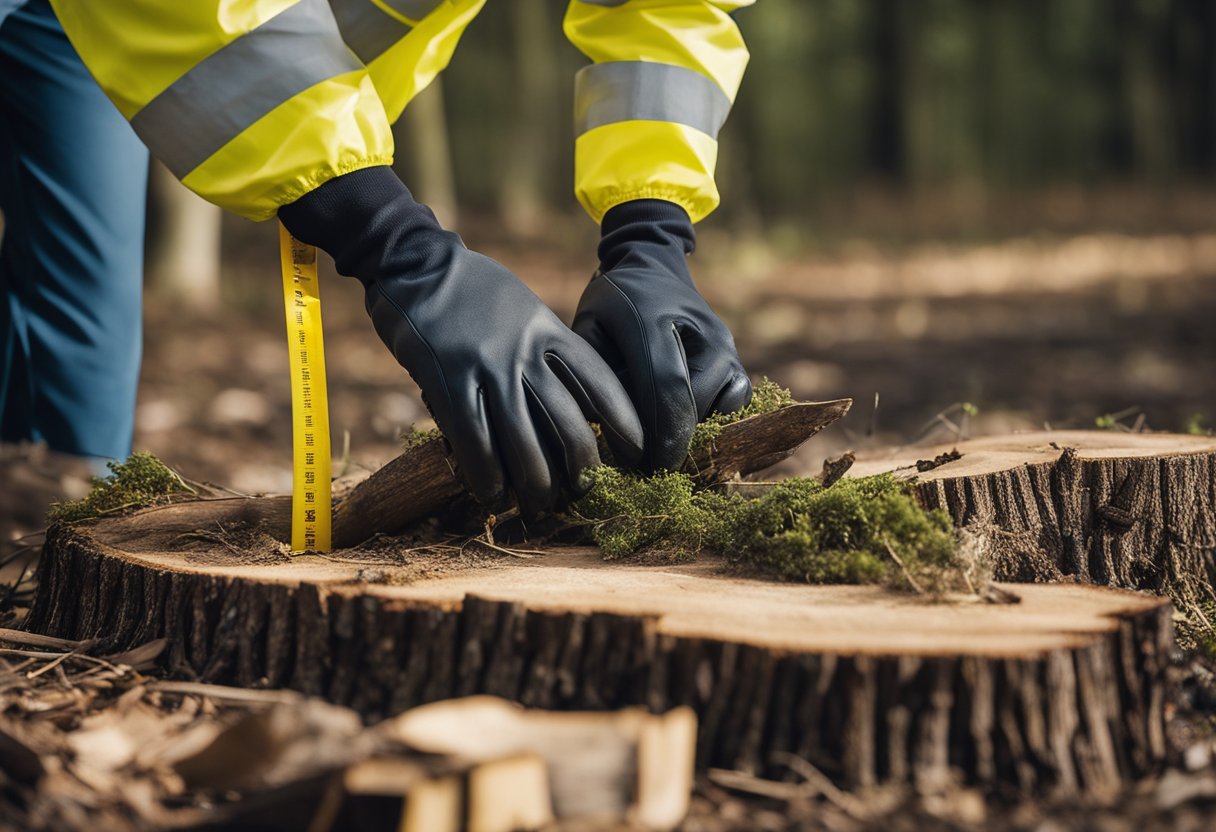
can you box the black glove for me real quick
[572,199,751,472]
[279,166,643,514]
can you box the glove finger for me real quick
[592,318,697,474]
[571,316,628,380]
[486,381,561,517]
[523,371,602,498]
[639,322,700,472]
[710,372,753,416]
[439,384,506,506]
[675,322,750,420]
[575,319,697,473]
[573,276,695,472]
[545,340,644,470]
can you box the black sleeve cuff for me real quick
[598,199,696,273]
[277,165,449,284]
[279,164,446,247]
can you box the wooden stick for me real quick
[81,399,851,551]
[147,680,305,705]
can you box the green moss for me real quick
[401,426,443,451]
[48,452,193,524]
[569,466,719,559]
[569,467,960,588]
[709,476,957,586]
[1186,414,1211,436]
[688,377,796,457]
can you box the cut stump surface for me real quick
[28,522,1172,796]
[853,431,1216,600]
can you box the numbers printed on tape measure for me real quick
[280,224,332,553]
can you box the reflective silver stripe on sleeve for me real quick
[574,61,732,139]
[381,0,445,20]
[131,0,363,179]
[330,0,413,65]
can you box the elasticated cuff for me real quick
[278,166,442,252]
[277,165,451,285]
[598,199,696,273]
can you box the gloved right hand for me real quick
[279,166,643,515]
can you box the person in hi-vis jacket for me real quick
[22,0,755,514]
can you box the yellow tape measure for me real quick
[279,223,332,553]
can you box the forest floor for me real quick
[4,217,1216,828]
[0,633,1212,831]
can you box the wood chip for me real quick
[146,680,304,705]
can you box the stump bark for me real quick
[27,524,1172,797]
[853,431,1216,602]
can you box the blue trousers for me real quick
[0,0,148,460]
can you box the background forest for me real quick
[403,0,1216,235]
[138,0,1216,494]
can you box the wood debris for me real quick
[0,629,694,831]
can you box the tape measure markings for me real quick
[279,223,332,553]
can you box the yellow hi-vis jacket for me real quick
[49,0,752,224]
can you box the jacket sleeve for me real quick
[330,0,485,124]
[49,0,394,221]
[563,0,753,224]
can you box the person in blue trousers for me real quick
[0,0,148,465]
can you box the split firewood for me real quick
[338,753,553,832]
[166,696,691,831]
[383,696,696,830]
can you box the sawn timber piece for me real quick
[27,523,1171,797]
[74,399,852,550]
[851,431,1216,602]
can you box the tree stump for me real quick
[853,431,1216,602]
[27,523,1171,797]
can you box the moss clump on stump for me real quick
[688,377,796,456]
[400,425,443,451]
[569,467,960,589]
[568,467,718,560]
[48,452,193,524]
[711,476,958,585]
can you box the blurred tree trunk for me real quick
[1122,0,1174,183]
[398,79,459,228]
[868,1,904,182]
[498,0,560,238]
[146,161,221,312]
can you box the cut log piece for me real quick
[852,431,1216,602]
[100,399,850,551]
[27,523,1172,797]
[384,697,696,829]
[337,754,552,832]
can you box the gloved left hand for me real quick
[573,199,752,472]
